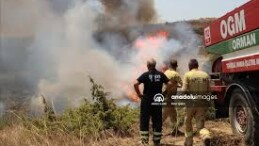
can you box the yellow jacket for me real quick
[163,69,182,96]
[182,69,210,94]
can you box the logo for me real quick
[204,27,211,45]
[220,9,246,39]
[153,93,164,103]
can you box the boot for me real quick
[154,141,160,146]
[203,137,211,146]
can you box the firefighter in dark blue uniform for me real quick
[134,58,171,146]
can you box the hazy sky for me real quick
[154,0,249,22]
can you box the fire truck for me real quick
[204,0,259,145]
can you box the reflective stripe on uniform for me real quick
[153,131,162,141]
[153,132,162,136]
[141,135,149,139]
[140,131,149,135]
[140,131,149,140]
[153,137,161,141]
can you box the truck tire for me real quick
[229,88,259,146]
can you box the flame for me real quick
[123,31,169,102]
[135,30,168,49]
[123,84,140,102]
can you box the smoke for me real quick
[131,22,202,76]
[99,0,156,30]
[0,0,204,113]
[0,0,57,110]
[0,0,156,112]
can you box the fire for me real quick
[123,84,140,102]
[124,30,169,102]
[135,30,169,49]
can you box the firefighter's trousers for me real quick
[184,105,211,146]
[162,104,177,131]
[140,98,162,144]
[162,92,178,132]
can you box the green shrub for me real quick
[25,77,138,139]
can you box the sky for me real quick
[154,0,249,22]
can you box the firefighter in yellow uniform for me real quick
[162,59,183,135]
[182,59,211,146]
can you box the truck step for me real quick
[210,79,224,86]
[210,72,221,79]
[209,72,221,76]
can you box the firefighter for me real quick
[182,59,211,146]
[134,58,171,146]
[162,59,183,135]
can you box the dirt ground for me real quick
[92,119,244,146]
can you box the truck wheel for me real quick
[229,88,259,145]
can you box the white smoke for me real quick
[1,0,124,112]
[1,0,204,113]
[34,1,125,112]
[130,22,202,76]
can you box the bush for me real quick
[25,77,138,139]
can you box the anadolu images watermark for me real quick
[151,93,167,106]
[151,93,218,106]
[171,94,218,101]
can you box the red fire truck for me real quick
[204,0,259,145]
